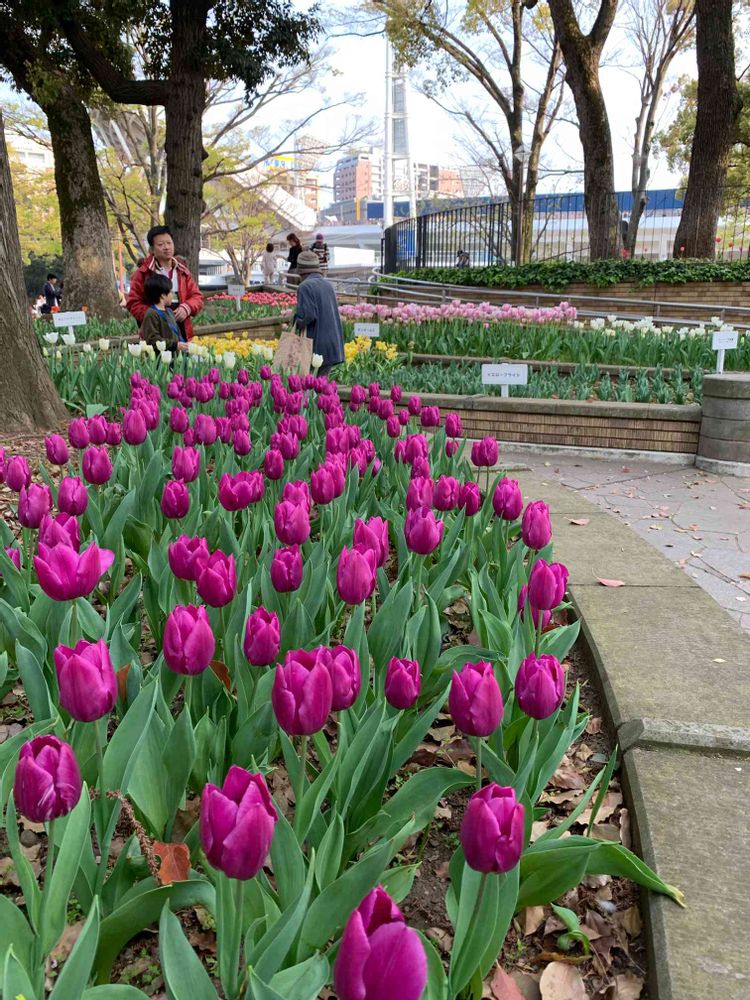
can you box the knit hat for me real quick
[297,250,321,273]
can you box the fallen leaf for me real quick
[210,659,233,692]
[591,822,621,842]
[521,906,546,936]
[489,966,527,1000]
[611,972,645,999]
[116,664,130,703]
[50,921,85,963]
[616,905,643,938]
[586,717,603,735]
[569,518,590,526]
[620,808,632,850]
[539,962,586,1000]
[597,578,626,588]
[426,926,453,953]
[154,842,190,885]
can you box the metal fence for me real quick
[382,188,750,272]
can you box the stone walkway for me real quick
[502,451,750,633]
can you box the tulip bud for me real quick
[161,480,190,520]
[196,551,236,607]
[325,645,361,711]
[243,607,281,666]
[337,545,377,605]
[163,605,216,675]
[407,394,422,415]
[461,784,525,873]
[271,545,303,592]
[201,766,277,879]
[233,429,251,455]
[18,483,52,529]
[420,405,441,428]
[170,406,190,433]
[264,448,284,480]
[87,415,109,445]
[398,409,411,427]
[470,436,499,468]
[13,735,82,824]
[5,456,31,492]
[458,481,482,516]
[527,559,568,611]
[390,384,403,403]
[515,653,565,719]
[54,639,117,721]
[39,513,81,551]
[82,446,113,486]
[34,542,114,601]
[385,657,420,710]
[3,547,21,573]
[274,499,311,546]
[272,648,333,735]
[518,585,551,630]
[45,434,69,466]
[493,478,523,521]
[168,534,209,581]
[172,446,201,483]
[433,475,460,512]
[311,464,336,505]
[106,422,123,447]
[445,412,463,438]
[334,886,427,1000]
[445,439,459,458]
[194,414,217,445]
[404,508,444,555]
[68,418,90,450]
[353,517,389,568]
[58,476,88,516]
[449,661,503,737]
[522,500,552,550]
[282,480,312,511]
[123,409,148,446]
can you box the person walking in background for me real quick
[261,242,277,285]
[292,250,344,379]
[310,232,330,274]
[286,233,303,285]
[40,273,61,315]
[126,225,203,341]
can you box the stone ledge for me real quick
[618,718,750,754]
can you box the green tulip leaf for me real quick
[159,903,219,999]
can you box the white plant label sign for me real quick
[354,322,381,338]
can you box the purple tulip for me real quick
[272,648,333,735]
[404,434,429,465]
[282,480,311,512]
[445,439,459,457]
[194,414,217,446]
[201,766,277,880]
[215,417,232,444]
[13,735,82,824]
[406,476,434,512]
[106,422,123,447]
[325,645,361,711]
[172,446,201,483]
[168,535,209,581]
[404,508,444,555]
[196,551,236,607]
[3,547,21,572]
[390,385,403,403]
[161,480,190,520]
[334,886,427,1000]
[219,472,256,512]
[54,639,117,722]
[433,475,460,512]
[264,448,284,480]
[18,484,52,529]
[39,513,81,552]
[518,585,551,630]
[123,409,148,446]
[68,418,90,450]
[45,434,69,466]
[385,415,401,439]
[493,478,523,521]
[337,545,377,605]
[274,499,311,546]
[458,482,482,517]
[311,464,337,504]
[515,653,565,720]
[5,456,31,493]
[420,405,441,428]
[163,605,216,675]
[243,607,281,667]
[527,559,569,611]
[385,657,420,710]
[34,542,114,601]
[522,500,552,550]
[449,661,503,737]
[445,412,463,438]
[271,545,303,592]
[82,446,113,486]
[407,394,422,416]
[87,415,109,445]
[170,406,190,433]
[58,477,88,516]
[461,784,525,873]
[470,436,499,468]
[353,517,389,568]
[233,429,252,456]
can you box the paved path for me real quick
[502,452,750,633]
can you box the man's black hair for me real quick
[46,273,57,280]
[146,225,172,247]
[143,273,173,305]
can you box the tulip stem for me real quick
[474,737,483,791]
[70,600,78,646]
[94,720,106,842]
[294,736,309,841]
[44,818,56,891]
[535,614,544,655]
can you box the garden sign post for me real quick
[53,310,88,342]
[227,283,245,313]
[354,322,380,338]
[712,328,738,374]
[482,363,529,398]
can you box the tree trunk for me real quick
[163,3,209,276]
[673,0,741,257]
[45,88,122,320]
[0,112,67,432]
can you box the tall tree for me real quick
[528,0,621,259]
[0,110,67,431]
[0,9,123,318]
[58,0,319,275]
[672,0,743,256]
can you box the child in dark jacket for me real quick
[140,274,187,352]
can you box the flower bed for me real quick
[0,369,682,997]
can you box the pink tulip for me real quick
[34,542,114,601]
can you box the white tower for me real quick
[383,38,417,227]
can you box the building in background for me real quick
[333,149,383,203]
[7,134,54,172]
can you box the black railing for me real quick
[382,188,750,272]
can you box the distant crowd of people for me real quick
[259,231,330,286]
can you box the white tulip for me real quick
[44,331,59,345]
[98,339,110,352]
[263,346,274,361]
[143,344,155,357]
[223,351,237,369]
[312,353,323,369]
[156,340,167,353]
[82,343,93,353]
[55,350,62,360]
[61,332,76,346]
[160,350,173,364]
[128,343,142,357]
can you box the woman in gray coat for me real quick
[292,250,345,378]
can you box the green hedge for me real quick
[387,258,750,290]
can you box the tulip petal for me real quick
[363,923,427,1000]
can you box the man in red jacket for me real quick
[126,226,204,340]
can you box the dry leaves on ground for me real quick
[153,842,190,885]
[539,962,586,1000]
[597,579,626,588]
